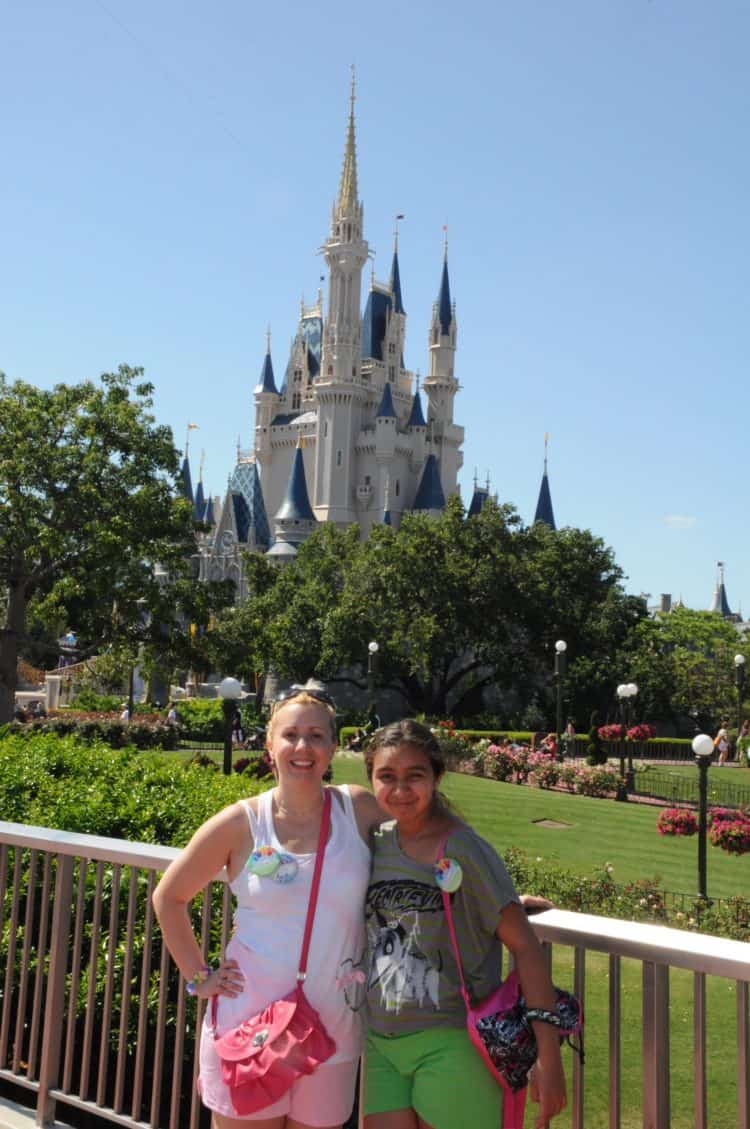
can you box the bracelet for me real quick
[525,1007,563,1027]
[186,966,212,996]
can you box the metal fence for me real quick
[1,820,749,1129]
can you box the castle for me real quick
[177,81,559,599]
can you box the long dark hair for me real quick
[364,719,455,816]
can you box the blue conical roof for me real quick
[391,248,405,315]
[376,382,397,419]
[203,496,215,525]
[230,459,271,547]
[194,478,205,521]
[413,455,446,512]
[257,350,279,395]
[180,456,194,504]
[361,289,392,360]
[275,447,315,522]
[533,473,556,530]
[437,257,452,334]
[468,486,488,517]
[407,390,426,428]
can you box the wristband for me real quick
[186,966,212,996]
[525,1007,563,1027]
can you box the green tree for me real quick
[625,606,745,732]
[212,497,640,720]
[0,366,199,722]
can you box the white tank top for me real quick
[216,785,371,1062]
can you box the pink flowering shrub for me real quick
[526,751,559,789]
[656,807,698,837]
[573,765,621,798]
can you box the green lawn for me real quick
[332,755,744,1128]
[332,755,745,901]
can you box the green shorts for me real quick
[363,1026,503,1129]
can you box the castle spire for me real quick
[533,433,556,529]
[337,65,359,213]
[390,224,405,315]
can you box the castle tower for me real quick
[253,333,280,475]
[423,239,464,500]
[314,73,369,524]
[710,561,734,618]
[533,434,556,529]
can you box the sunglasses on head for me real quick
[274,684,336,709]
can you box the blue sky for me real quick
[2,1,748,617]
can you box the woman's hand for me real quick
[194,958,245,999]
[529,1049,567,1126]
[520,893,555,915]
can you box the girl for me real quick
[362,720,567,1129]
[153,685,382,1129]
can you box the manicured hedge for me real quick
[1,714,180,750]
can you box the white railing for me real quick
[0,821,748,1129]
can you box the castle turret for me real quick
[710,562,735,619]
[314,73,369,524]
[254,334,280,468]
[413,454,446,516]
[268,442,317,562]
[533,435,556,529]
[423,240,463,502]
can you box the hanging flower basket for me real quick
[656,808,697,837]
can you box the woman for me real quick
[715,720,730,765]
[153,685,382,1129]
[362,720,567,1129]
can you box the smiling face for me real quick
[267,700,337,783]
[369,743,443,832]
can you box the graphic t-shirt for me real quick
[365,821,520,1036]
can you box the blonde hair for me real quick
[267,690,337,744]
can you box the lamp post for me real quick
[692,733,714,900]
[219,677,242,776]
[554,640,567,763]
[734,654,745,748]
[615,682,638,799]
[367,641,379,720]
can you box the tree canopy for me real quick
[623,606,746,732]
[209,496,642,722]
[0,366,213,721]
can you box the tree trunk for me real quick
[0,556,28,724]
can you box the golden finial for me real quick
[544,431,549,474]
[266,324,271,353]
[199,448,205,479]
[442,224,449,259]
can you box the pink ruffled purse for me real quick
[211,790,336,1115]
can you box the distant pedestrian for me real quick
[738,718,750,766]
[166,702,178,724]
[563,718,576,758]
[120,703,131,722]
[714,720,730,765]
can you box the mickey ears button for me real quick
[247,846,281,876]
[435,857,463,892]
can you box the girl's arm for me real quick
[152,802,248,997]
[497,902,567,1128]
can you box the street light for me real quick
[554,641,567,763]
[734,654,745,747]
[692,733,714,900]
[615,682,638,799]
[219,676,243,776]
[367,641,379,720]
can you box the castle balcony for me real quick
[0,820,748,1129]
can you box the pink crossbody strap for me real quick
[436,827,472,1011]
[297,787,331,978]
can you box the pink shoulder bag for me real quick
[211,789,337,1115]
[438,829,583,1129]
